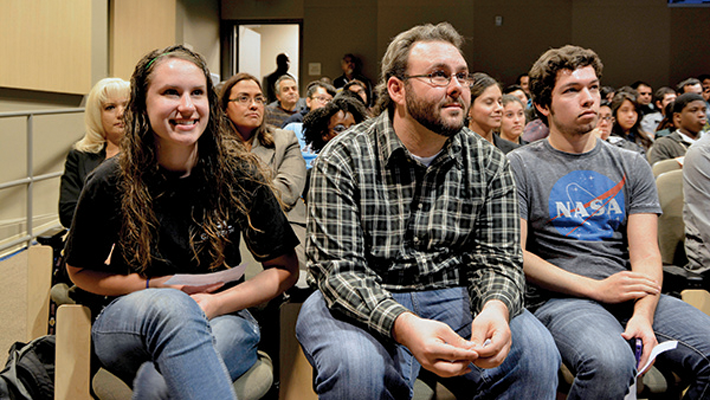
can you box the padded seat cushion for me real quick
[92,351,273,400]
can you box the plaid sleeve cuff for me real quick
[369,298,410,341]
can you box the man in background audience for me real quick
[282,81,336,127]
[296,22,560,400]
[631,80,654,116]
[265,75,301,127]
[699,74,710,130]
[333,53,373,106]
[641,86,676,134]
[283,81,336,169]
[508,44,710,400]
[649,92,707,165]
[677,77,703,96]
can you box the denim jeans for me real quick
[534,295,710,400]
[296,288,560,400]
[92,288,260,400]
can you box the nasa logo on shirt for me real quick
[548,170,626,241]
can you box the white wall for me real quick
[252,24,300,84]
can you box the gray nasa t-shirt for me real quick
[507,139,661,308]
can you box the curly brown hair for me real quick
[119,45,269,275]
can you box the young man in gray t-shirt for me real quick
[508,45,710,399]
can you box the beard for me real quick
[405,87,466,138]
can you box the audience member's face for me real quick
[322,110,356,143]
[702,79,710,101]
[605,91,615,103]
[501,101,525,140]
[101,95,128,146]
[341,57,355,75]
[402,40,470,138]
[616,99,638,133]
[468,84,503,135]
[596,105,613,140]
[276,79,299,109]
[519,76,530,94]
[348,85,367,104]
[675,100,708,136]
[226,79,265,139]
[306,87,333,111]
[684,83,703,96]
[542,66,600,137]
[636,84,653,106]
[509,89,528,106]
[658,93,677,115]
[146,58,209,154]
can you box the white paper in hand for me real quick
[624,340,679,400]
[164,264,247,287]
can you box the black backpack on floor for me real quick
[0,335,55,400]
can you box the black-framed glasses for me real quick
[403,70,474,87]
[229,95,266,105]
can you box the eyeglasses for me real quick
[403,70,474,87]
[229,95,266,105]
[330,124,350,134]
[311,96,332,104]
[599,116,613,122]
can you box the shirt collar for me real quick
[376,110,463,170]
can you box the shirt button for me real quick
[413,237,420,243]
[418,203,423,209]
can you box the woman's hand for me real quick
[149,275,224,295]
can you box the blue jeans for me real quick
[534,295,710,400]
[92,288,260,400]
[296,288,560,400]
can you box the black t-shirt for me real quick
[64,157,298,278]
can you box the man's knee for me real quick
[509,310,561,375]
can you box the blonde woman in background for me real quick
[59,77,129,228]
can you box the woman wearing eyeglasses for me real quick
[219,73,306,211]
[219,73,307,284]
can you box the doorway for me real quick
[223,21,302,90]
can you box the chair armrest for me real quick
[55,305,92,400]
[36,228,67,250]
[663,265,706,294]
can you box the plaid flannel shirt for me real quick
[306,111,524,340]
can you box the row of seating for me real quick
[24,160,709,399]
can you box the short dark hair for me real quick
[516,73,529,85]
[529,45,603,121]
[676,78,701,94]
[343,80,370,106]
[306,81,336,98]
[601,86,615,100]
[503,84,524,94]
[672,92,705,115]
[630,81,651,90]
[653,86,675,104]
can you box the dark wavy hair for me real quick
[218,72,275,148]
[303,94,368,152]
[610,91,653,150]
[529,45,603,125]
[119,45,267,274]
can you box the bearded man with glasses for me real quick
[295,22,560,400]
